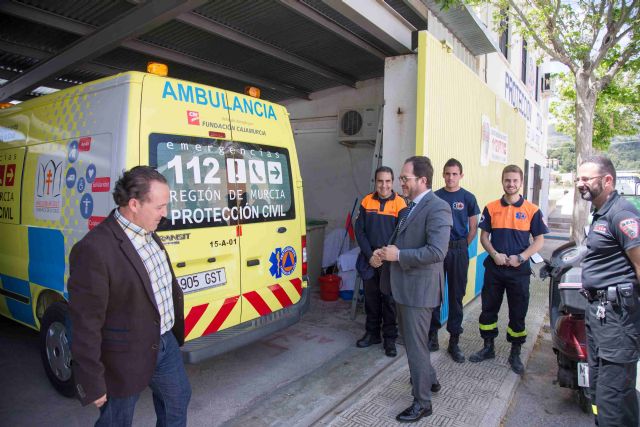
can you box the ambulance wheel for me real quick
[40,302,75,397]
[577,387,591,414]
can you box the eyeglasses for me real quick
[573,175,604,184]
[398,176,418,183]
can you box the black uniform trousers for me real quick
[363,267,398,340]
[430,239,469,336]
[478,267,530,344]
[585,295,640,427]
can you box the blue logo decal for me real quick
[515,212,527,220]
[269,248,282,278]
[268,246,298,278]
[68,140,78,163]
[85,164,96,183]
[80,193,93,219]
[65,168,77,189]
[77,177,86,193]
[280,246,297,276]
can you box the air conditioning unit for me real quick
[337,106,380,144]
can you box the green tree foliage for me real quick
[548,142,577,172]
[550,68,640,150]
[608,140,640,169]
[548,140,640,173]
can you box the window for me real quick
[521,40,528,83]
[499,9,509,59]
[149,133,295,230]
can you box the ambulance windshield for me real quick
[149,133,295,230]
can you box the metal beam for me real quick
[0,40,125,77]
[0,1,93,36]
[322,0,415,54]
[0,67,80,93]
[277,0,388,60]
[0,0,212,101]
[0,1,309,100]
[176,12,357,88]
[122,39,310,98]
[401,0,429,28]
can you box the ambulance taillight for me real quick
[301,236,307,276]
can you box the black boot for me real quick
[428,330,439,352]
[469,338,495,363]
[447,335,465,363]
[357,332,381,348]
[384,339,397,357]
[508,343,524,375]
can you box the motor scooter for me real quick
[540,241,591,412]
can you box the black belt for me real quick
[581,284,639,303]
[579,288,606,302]
[449,238,467,249]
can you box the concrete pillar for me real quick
[382,54,417,192]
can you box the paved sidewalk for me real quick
[317,242,561,426]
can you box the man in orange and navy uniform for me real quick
[355,166,407,357]
[469,164,548,374]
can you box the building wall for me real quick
[426,11,479,73]
[382,55,418,194]
[416,30,527,304]
[282,79,383,230]
[474,4,551,215]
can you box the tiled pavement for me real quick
[320,272,550,427]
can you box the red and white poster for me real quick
[489,127,508,164]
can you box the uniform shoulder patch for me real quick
[619,218,639,239]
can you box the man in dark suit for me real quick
[69,166,190,426]
[377,156,452,422]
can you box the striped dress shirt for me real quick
[115,209,175,334]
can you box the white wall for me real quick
[282,79,383,229]
[382,54,417,192]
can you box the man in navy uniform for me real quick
[354,166,407,357]
[577,155,640,426]
[429,159,479,362]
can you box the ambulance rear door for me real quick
[225,96,303,324]
[140,75,242,342]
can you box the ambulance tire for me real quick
[40,302,76,398]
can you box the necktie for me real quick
[398,201,415,229]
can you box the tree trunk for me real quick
[571,71,597,243]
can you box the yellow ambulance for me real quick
[0,70,308,396]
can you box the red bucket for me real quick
[319,274,341,301]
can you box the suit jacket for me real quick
[68,211,185,406]
[381,191,452,307]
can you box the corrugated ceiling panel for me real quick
[140,20,337,92]
[193,0,384,78]
[0,13,79,52]
[16,0,135,26]
[384,0,426,29]
[302,0,396,54]
[95,47,287,102]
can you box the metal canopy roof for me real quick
[0,0,495,103]
[422,0,499,55]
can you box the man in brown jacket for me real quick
[69,166,190,426]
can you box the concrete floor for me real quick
[503,324,594,427]
[0,287,388,427]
